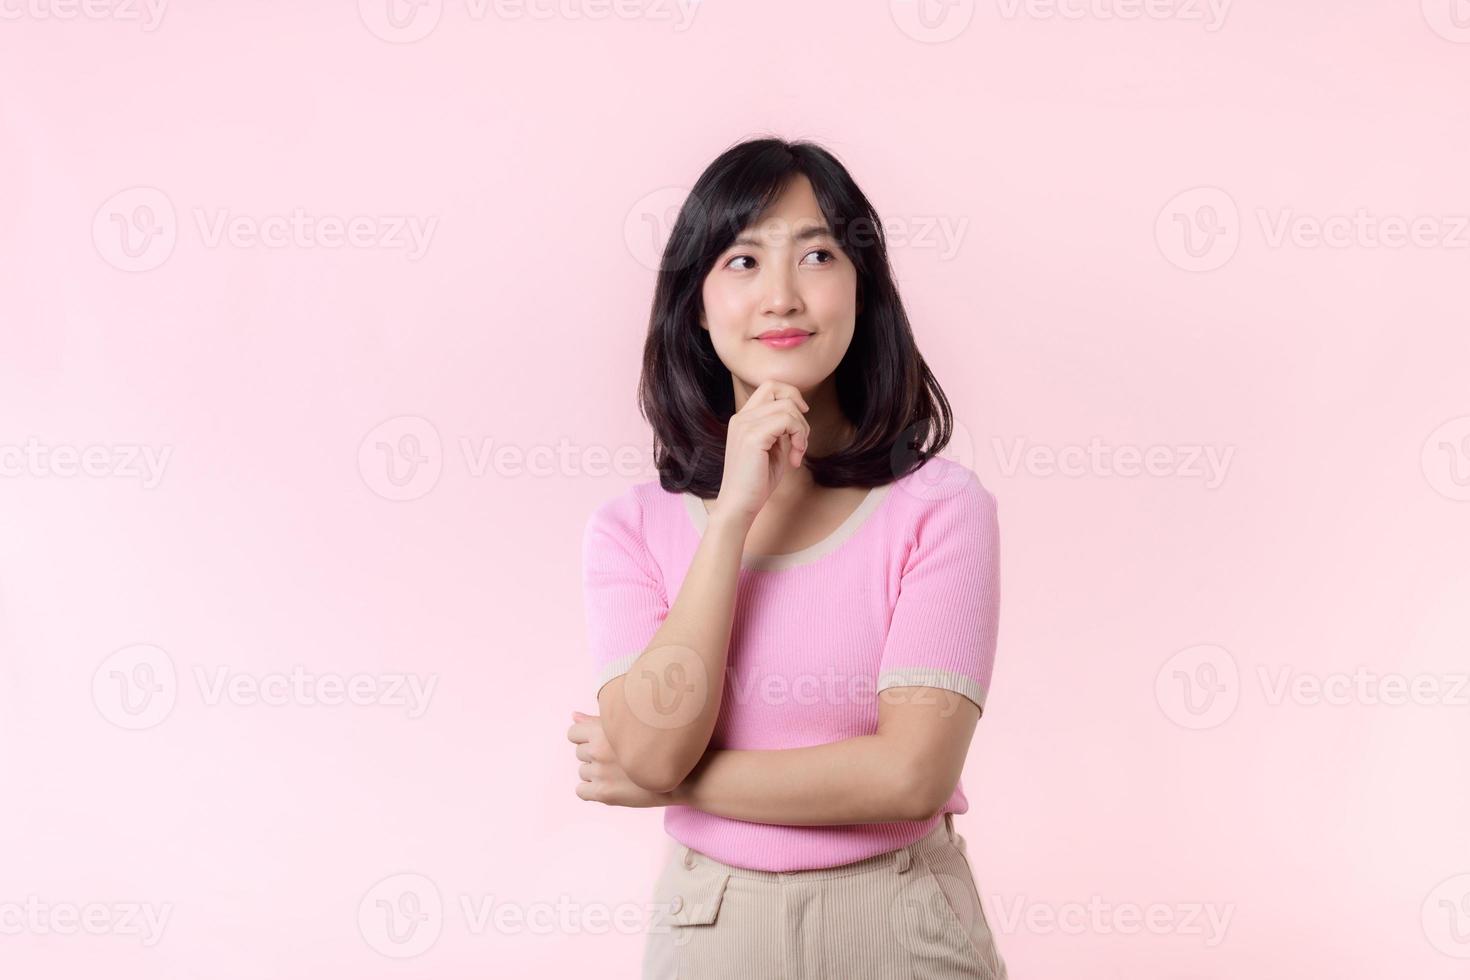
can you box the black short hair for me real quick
[637,135,955,497]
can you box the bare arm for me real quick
[591,381,810,795]
[596,507,752,794]
[669,687,979,824]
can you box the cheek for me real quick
[702,279,745,319]
[810,277,858,319]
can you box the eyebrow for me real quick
[731,224,833,249]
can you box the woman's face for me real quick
[699,174,860,397]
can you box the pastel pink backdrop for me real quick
[2,2,1468,977]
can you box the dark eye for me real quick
[804,249,835,265]
[726,255,755,271]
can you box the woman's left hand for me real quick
[568,710,676,809]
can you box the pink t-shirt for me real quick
[581,454,1001,872]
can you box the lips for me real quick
[757,330,812,350]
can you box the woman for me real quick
[567,136,1008,979]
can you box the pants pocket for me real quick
[897,845,1007,979]
[641,849,733,979]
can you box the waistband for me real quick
[674,813,963,883]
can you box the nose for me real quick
[760,263,803,318]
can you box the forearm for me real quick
[600,510,750,793]
[668,735,927,825]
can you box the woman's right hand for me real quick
[713,380,811,526]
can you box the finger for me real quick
[566,721,592,743]
[768,382,810,412]
[747,380,809,413]
[579,762,593,781]
[745,393,808,417]
[575,743,593,762]
[757,408,810,453]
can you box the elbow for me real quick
[613,741,689,795]
[623,757,686,796]
[601,704,698,795]
[896,773,953,823]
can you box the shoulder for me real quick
[886,455,998,526]
[882,457,999,572]
[583,478,682,546]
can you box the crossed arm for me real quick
[568,685,980,825]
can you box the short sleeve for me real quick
[876,474,1001,716]
[582,490,670,697]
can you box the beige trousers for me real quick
[641,813,1008,979]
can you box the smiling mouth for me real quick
[756,331,813,349]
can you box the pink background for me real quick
[3,2,1470,977]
